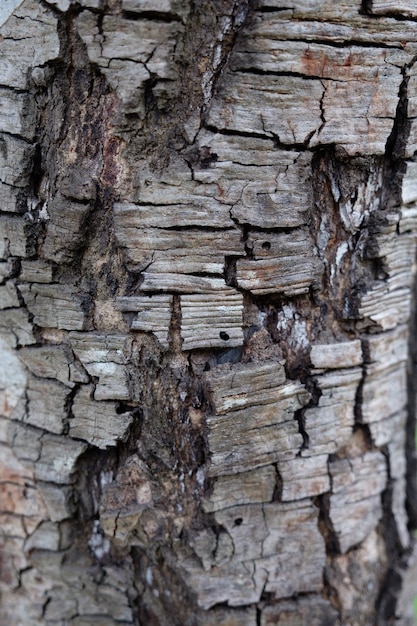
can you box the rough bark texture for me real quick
[1,1,417,625]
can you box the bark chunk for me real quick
[70,385,133,449]
[116,295,173,349]
[20,284,89,330]
[204,362,309,475]
[329,451,387,553]
[180,292,244,350]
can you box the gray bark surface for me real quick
[0,1,417,624]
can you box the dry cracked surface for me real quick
[1,0,417,624]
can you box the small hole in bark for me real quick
[234,518,243,526]
[262,241,271,250]
[219,331,230,341]
[116,404,131,415]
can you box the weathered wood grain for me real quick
[204,361,287,414]
[407,120,417,160]
[233,180,312,229]
[20,284,88,330]
[260,501,326,596]
[37,481,76,523]
[193,134,312,228]
[129,157,215,204]
[361,326,408,444]
[0,215,33,258]
[0,134,33,192]
[214,504,268,562]
[376,231,417,283]
[278,454,330,500]
[195,131,285,167]
[329,451,387,553]
[0,0,59,90]
[19,260,54,284]
[0,428,36,483]
[182,557,266,610]
[75,10,181,112]
[81,37,151,114]
[246,229,310,261]
[42,197,92,263]
[139,274,234,294]
[251,3,417,46]
[114,225,243,274]
[368,0,417,16]
[70,333,130,401]
[233,35,405,79]
[3,422,42,474]
[0,183,21,214]
[1,0,416,623]
[310,340,363,370]
[70,385,133,449]
[407,65,417,124]
[185,499,325,608]
[303,368,363,456]
[208,72,324,146]
[18,345,86,388]
[99,16,180,71]
[25,375,70,434]
[114,199,232,229]
[0,511,26,540]
[204,362,309,475]
[0,476,44,521]
[236,230,322,295]
[44,0,101,9]
[230,18,405,155]
[402,161,417,206]
[180,292,244,350]
[367,410,408,451]
[365,325,408,371]
[206,401,304,476]
[0,89,32,139]
[202,465,276,513]
[116,295,173,348]
[35,434,87,484]
[359,284,412,331]
[0,534,26,591]
[98,455,154,546]
[70,333,127,364]
[399,205,417,234]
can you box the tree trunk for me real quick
[1,0,417,624]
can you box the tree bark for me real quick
[1,0,417,624]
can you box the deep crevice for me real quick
[121,10,183,23]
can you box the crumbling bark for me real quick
[1,1,417,625]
